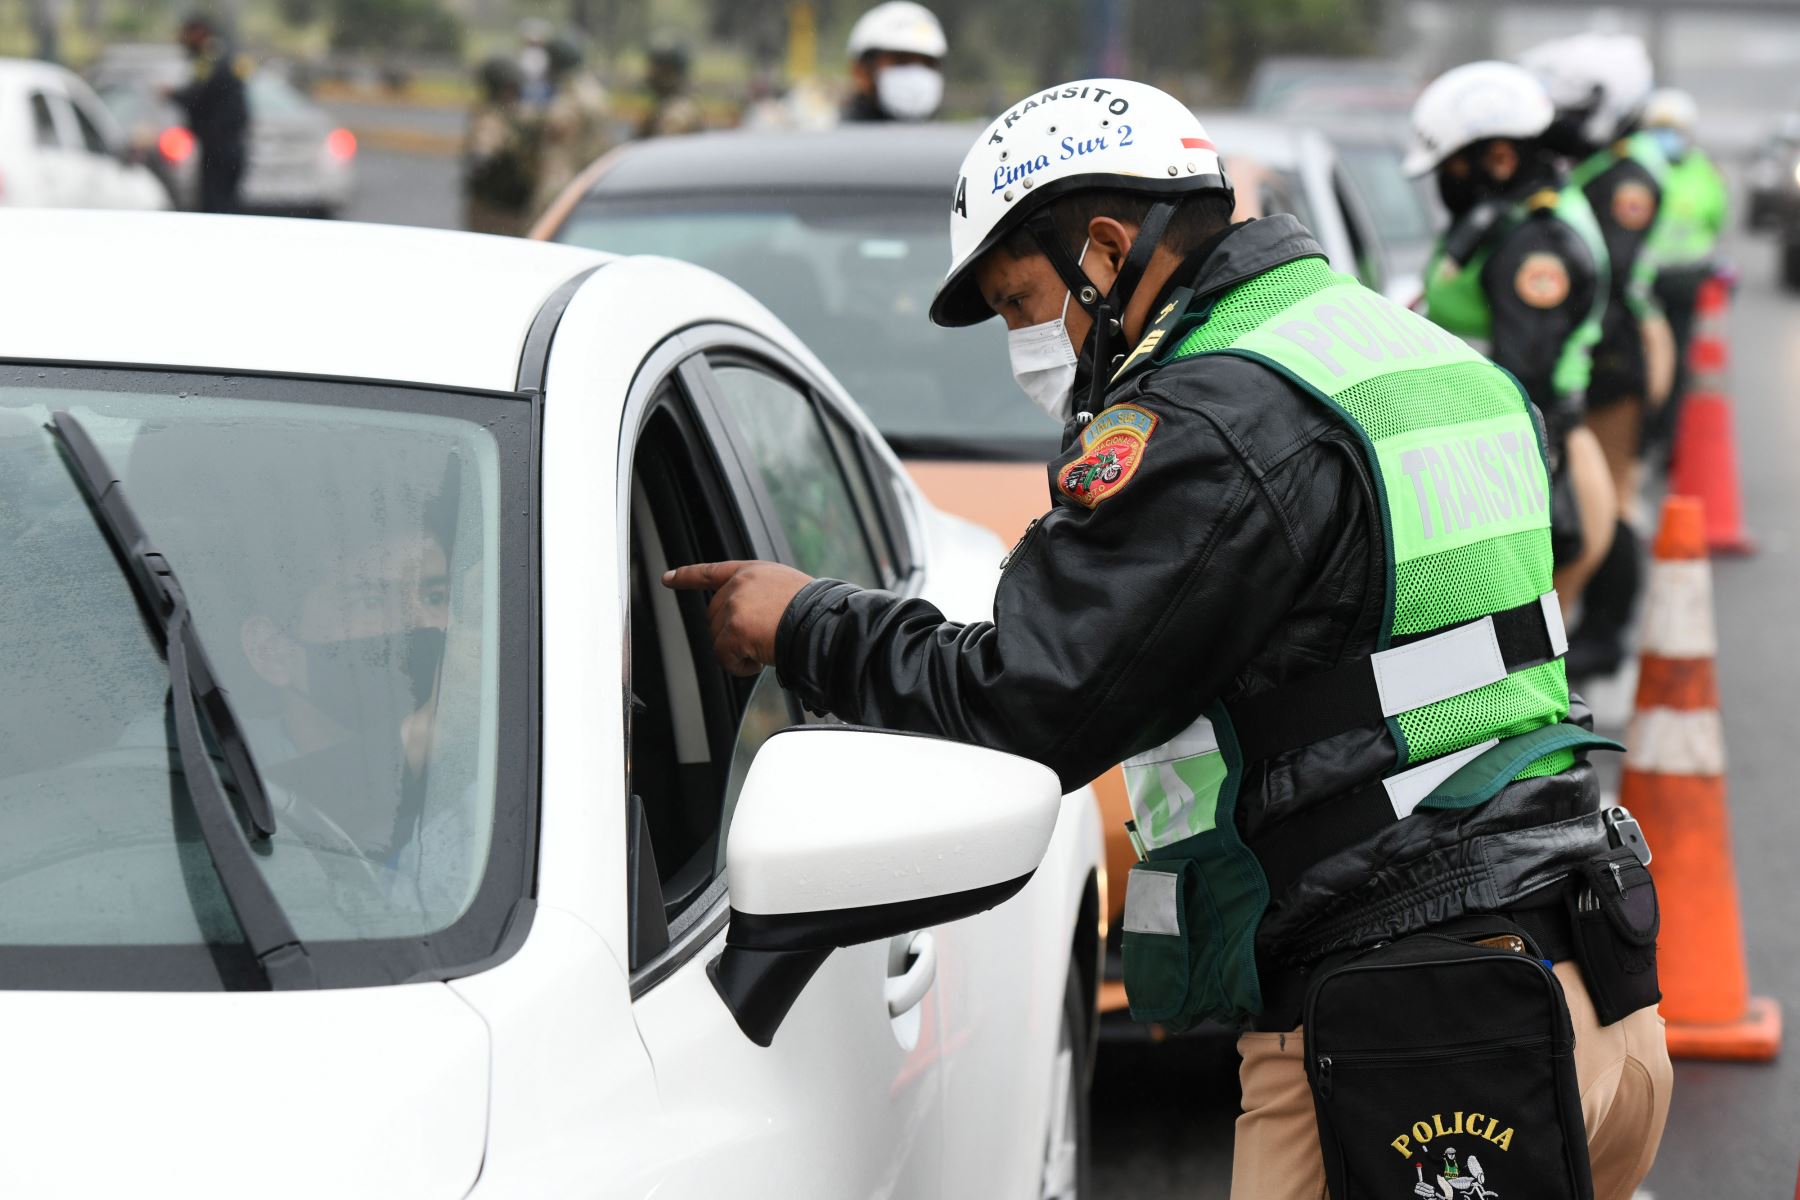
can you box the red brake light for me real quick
[157,126,195,164]
[326,128,356,160]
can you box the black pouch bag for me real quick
[1566,847,1661,1026]
[1303,917,1594,1199]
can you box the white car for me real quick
[0,58,169,209]
[0,211,1102,1199]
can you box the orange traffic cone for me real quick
[1670,277,1756,556]
[1620,495,1779,1060]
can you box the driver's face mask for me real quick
[1007,239,1090,422]
[876,64,943,121]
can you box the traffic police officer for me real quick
[1521,33,1671,679]
[667,80,1670,1195]
[1406,62,1618,607]
[169,13,249,214]
[1642,87,1730,464]
[842,1,948,123]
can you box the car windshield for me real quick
[0,367,531,989]
[558,192,1059,458]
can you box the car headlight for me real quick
[1791,161,1800,188]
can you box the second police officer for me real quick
[841,1,948,123]
[1407,62,1619,609]
[668,79,1670,1194]
[1520,34,1673,680]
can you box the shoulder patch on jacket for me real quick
[1611,180,1655,231]
[1514,251,1571,308]
[1057,403,1158,508]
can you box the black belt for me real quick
[1227,595,1566,764]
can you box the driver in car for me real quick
[123,423,459,875]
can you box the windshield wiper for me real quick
[48,411,315,990]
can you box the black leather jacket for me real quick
[775,215,1609,1005]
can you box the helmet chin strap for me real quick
[1025,198,1181,422]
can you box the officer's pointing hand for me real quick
[662,560,813,677]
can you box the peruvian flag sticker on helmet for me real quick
[1180,137,1216,151]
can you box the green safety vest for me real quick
[1116,254,1614,1029]
[1421,185,1610,403]
[1570,131,1670,317]
[1649,146,1728,270]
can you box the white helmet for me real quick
[929,78,1230,328]
[1518,33,1654,148]
[1644,86,1698,134]
[1404,61,1555,177]
[846,2,947,60]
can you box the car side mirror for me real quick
[709,726,1061,1047]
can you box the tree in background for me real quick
[328,0,462,54]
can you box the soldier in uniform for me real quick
[531,36,613,219]
[462,57,537,237]
[636,37,705,140]
[1408,62,1618,607]
[667,79,1670,1196]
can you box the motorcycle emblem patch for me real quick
[1390,1112,1514,1198]
[1058,403,1157,508]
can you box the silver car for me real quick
[92,47,354,216]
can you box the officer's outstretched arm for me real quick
[765,387,1358,792]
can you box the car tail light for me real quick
[326,128,356,160]
[158,126,195,164]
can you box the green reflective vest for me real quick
[1421,185,1610,403]
[1117,255,1609,1029]
[1649,146,1728,270]
[1571,131,1670,317]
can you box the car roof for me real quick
[0,57,75,88]
[1197,113,1327,172]
[584,122,983,197]
[0,211,607,392]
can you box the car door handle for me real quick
[884,931,937,1017]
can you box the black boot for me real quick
[1565,519,1642,682]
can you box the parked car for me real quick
[0,209,1101,1197]
[92,49,354,215]
[533,121,1390,1021]
[1201,113,1394,298]
[1744,114,1800,232]
[1245,56,1420,117]
[0,58,169,209]
[1312,115,1443,304]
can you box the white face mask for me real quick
[1006,240,1089,422]
[876,64,943,121]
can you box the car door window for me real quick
[625,389,801,976]
[69,97,112,157]
[709,363,883,587]
[1335,171,1384,291]
[29,93,62,148]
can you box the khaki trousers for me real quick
[1229,962,1672,1200]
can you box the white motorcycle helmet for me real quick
[846,1,947,59]
[1404,61,1556,177]
[930,78,1230,329]
[1643,86,1699,134]
[1518,32,1654,149]
[847,2,947,121]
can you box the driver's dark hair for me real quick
[996,187,1236,262]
